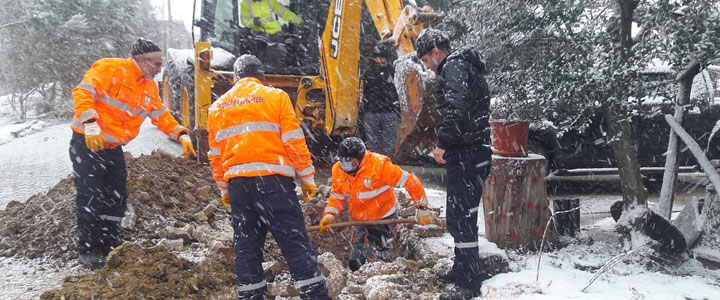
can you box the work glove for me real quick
[220,190,230,208]
[84,121,105,152]
[415,207,433,225]
[318,215,335,233]
[179,134,197,159]
[299,176,317,203]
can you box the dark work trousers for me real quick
[229,175,329,300]
[362,112,399,158]
[348,212,397,271]
[69,132,127,255]
[444,145,492,289]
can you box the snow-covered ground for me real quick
[0,256,87,300]
[1,121,719,300]
[0,119,184,210]
[422,191,720,300]
[0,119,182,300]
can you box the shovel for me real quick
[306,218,418,232]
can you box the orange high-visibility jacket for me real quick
[323,151,428,221]
[71,58,187,148]
[207,77,314,192]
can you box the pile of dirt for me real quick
[2,150,466,299]
[0,151,225,262]
[40,243,237,300]
[264,220,450,299]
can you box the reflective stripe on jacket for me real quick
[207,77,314,189]
[240,0,302,34]
[70,58,187,148]
[323,151,427,221]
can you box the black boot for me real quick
[78,250,106,270]
[439,286,481,300]
[436,269,456,284]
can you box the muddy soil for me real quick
[40,243,237,300]
[0,151,223,262]
[40,223,449,300]
[5,150,460,299]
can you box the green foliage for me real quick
[0,0,159,117]
[639,0,720,70]
[449,0,720,131]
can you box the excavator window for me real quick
[198,0,238,53]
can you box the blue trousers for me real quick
[229,175,329,300]
[70,132,127,255]
[444,146,492,289]
[362,112,399,158]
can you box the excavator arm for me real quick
[319,0,364,136]
[319,0,437,160]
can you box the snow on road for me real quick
[0,119,183,300]
[0,119,183,210]
[0,256,87,300]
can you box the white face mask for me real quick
[340,159,358,173]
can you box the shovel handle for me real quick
[307,218,417,232]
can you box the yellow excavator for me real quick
[161,0,438,163]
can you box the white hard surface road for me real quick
[0,120,182,210]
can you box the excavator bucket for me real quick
[392,54,437,164]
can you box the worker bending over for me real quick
[318,137,433,271]
[70,38,196,269]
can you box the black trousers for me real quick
[69,132,127,255]
[444,145,492,289]
[229,175,329,300]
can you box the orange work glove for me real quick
[220,190,230,208]
[415,207,433,225]
[318,215,335,233]
[179,134,197,159]
[299,176,317,203]
[84,121,105,152]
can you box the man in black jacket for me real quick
[360,44,401,158]
[416,28,492,300]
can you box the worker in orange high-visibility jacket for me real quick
[207,54,329,300]
[318,137,433,271]
[69,38,197,270]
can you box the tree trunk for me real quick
[606,0,646,207]
[659,61,701,219]
[49,82,57,110]
[692,185,720,268]
[484,155,554,250]
[603,106,648,206]
[616,0,638,53]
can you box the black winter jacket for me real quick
[435,47,491,150]
[361,62,400,114]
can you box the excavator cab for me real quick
[163,0,438,163]
[199,0,325,75]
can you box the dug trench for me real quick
[0,151,509,299]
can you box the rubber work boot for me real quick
[436,269,456,284]
[78,250,106,270]
[439,286,482,300]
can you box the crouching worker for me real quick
[318,137,433,271]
